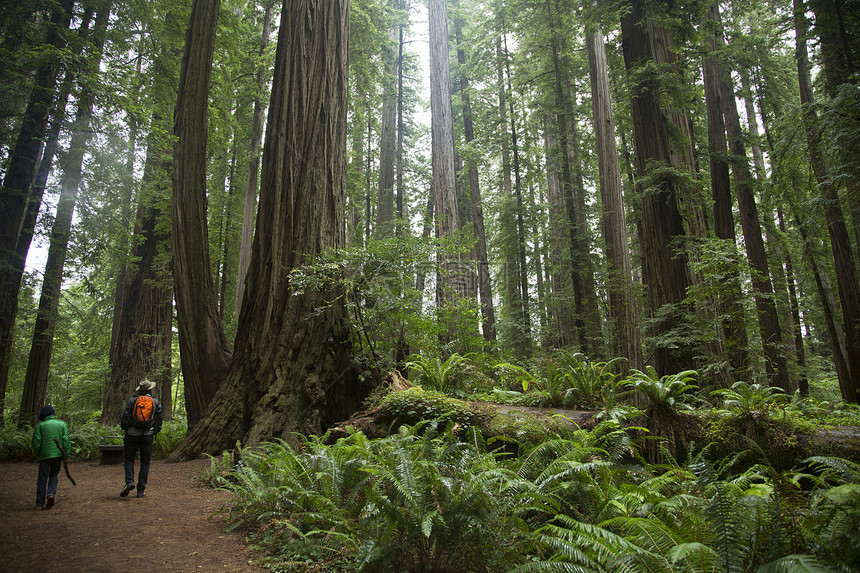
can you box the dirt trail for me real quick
[0,458,267,572]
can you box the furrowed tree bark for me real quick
[375,19,398,239]
[172,0,231,427]
[170,0,365,459]
[587,26,642,371]
[620,0,696,375]
[17,1,110,427]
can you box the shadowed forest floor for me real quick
[0,458,267,572]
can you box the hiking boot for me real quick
[46,496,55,508]
[120,483,134,497]
[136,490,145,498]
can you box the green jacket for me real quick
[31,415,71,461]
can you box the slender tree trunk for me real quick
[18,1,110,427]
[502,34,533,352]
[777,209,807,395]
[0,0,74,407]
[171,0,362,458]
[620,0,696,375]
[172,0,231,426]
[587,27,641,370]
[375,21,398,238]
[711,6,790,390]
[794,0,860,402]
[493,34,528,357]
[0,48,79,426]
[543,119,575,348]
[455,16,496,344]
[236,1,274,317]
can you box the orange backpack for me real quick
[132,395,155,429]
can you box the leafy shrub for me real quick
[153,420,187,458]
[69,421,123,460]
[0,426,33,461]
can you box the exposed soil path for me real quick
[0,458,268,572]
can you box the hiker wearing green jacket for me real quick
[31,405,70,510]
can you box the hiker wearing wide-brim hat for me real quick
[119,379,162,498]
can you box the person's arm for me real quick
[31,423,42,458]
[120,398,134,431]
[61,422,71,455]
[153,399,163,435]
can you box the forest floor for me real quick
[0,458,268,572]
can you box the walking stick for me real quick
[53,437,76,486]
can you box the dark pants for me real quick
[124,433,154,492]
[36,457,61,506]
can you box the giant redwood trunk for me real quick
[586,27,642,371]
[620,0,696,376]
[172,0,230,427]
[170,0,364,459]
[375,21,398,239]
[101,136,173,424]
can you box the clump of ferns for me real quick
[707,381,812,471]
[621,367,704,464]
[514,420,645,522]
[356,421,542,573]
[220,434,375,568]
[512,454,833,573]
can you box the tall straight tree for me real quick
[172,0,230,426]
[793,0,860,402]
[18,0,112,426]
[586,25,642,370]
[711,7,790,391]
[101,136,174,423]
[454,13,496,343]
[171,0,363,458]
[375,16,399,238]
[429,0,466,314]
[702,4,749,377]
[0,0,74,414]
[236,1,275,316]
[620,0,696,375]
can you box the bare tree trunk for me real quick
[455,15,496,344]
[620,0,696,375]
[102,141,173,424]
[172,0,231,426]
[236,1,274,316]
[429,0,466,326]
[18,1,110,426]
[795,0,860,402]
[171,0,362,458]
[543,120,575,348]
[0,0,74,409]
[375,21,398,238]
[709,5,790,390]
[587,27,642,371]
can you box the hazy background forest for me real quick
[1,0,859,439]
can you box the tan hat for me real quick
[137,379,156,392]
